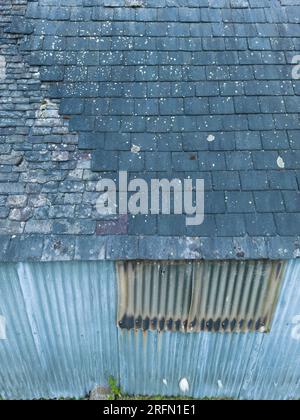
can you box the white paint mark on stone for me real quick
[0,315,6,340]
[179,378,189,393]
[277,156,285,169]
[207,134,215,142]
[0,56,6,80]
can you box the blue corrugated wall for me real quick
[0,260,299,400]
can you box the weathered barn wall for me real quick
[0,259,299,400]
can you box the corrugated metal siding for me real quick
[117,261,286,333]
[119,259,300,400]
[240,259,300,400]
[0,262,119,400]
[0,259,299,400]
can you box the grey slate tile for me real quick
[246,214,277,236]
[275,214,300,236]
[254,191,285,212]
[42,236,76,261]
[6,236,44,262]
[91,151,119,171]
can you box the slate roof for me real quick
[0,0,300,261]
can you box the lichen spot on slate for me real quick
[277,156,285,169]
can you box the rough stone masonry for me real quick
[0,0,300,261]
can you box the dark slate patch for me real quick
[96,215,128,235]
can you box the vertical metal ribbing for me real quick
[117,260,286,334]
[0,260,298,400]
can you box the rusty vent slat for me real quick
[117,261,286,333]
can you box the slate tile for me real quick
[135,99,159,115]
[205,192,226,214]
[198,152,227,170]
[145,152,172,171]
[235,131,261,150]
[6,236,44,261]
[96,215,128,235]
[157,134,182,151]
[267,237,299,260]
[216,214,247,237]
[260,96,286,113]
[226,191,255,213]
[186,215,217,237]
[119,152,145,171]
[60,99,84,115]
[226,151,253,170]
[132,133,157,151]
[234,97,260,113]
[128,215,157,235]
[105,133,131,151]
[254,191,285,212]
[240,171,269,190]
[91,151,119,171]
[283,191,300,212]
[172,152,199,171]
[260,131,289,149]
[42,236,75,261]
[159,98,184,115]
[210,97,235,114]
[212,171,241,190]
[268,171,298,190]
[79,133,105,150]
[248,115,275,131]
[246,214,277,236]
[273,114,300,130]
[158,215,187,236]
[106,236,139,259]
[275,214,300,236]
[52,220,96,235]
[182,132,209,151]
[196,81,220,97]
[40,66,64,82]
[219,81,244,96]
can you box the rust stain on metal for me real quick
[116,260,286,334]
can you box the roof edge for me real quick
[0,234,299,262]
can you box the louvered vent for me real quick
[117,260,286,333]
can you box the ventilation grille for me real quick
[117,260,286,333]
